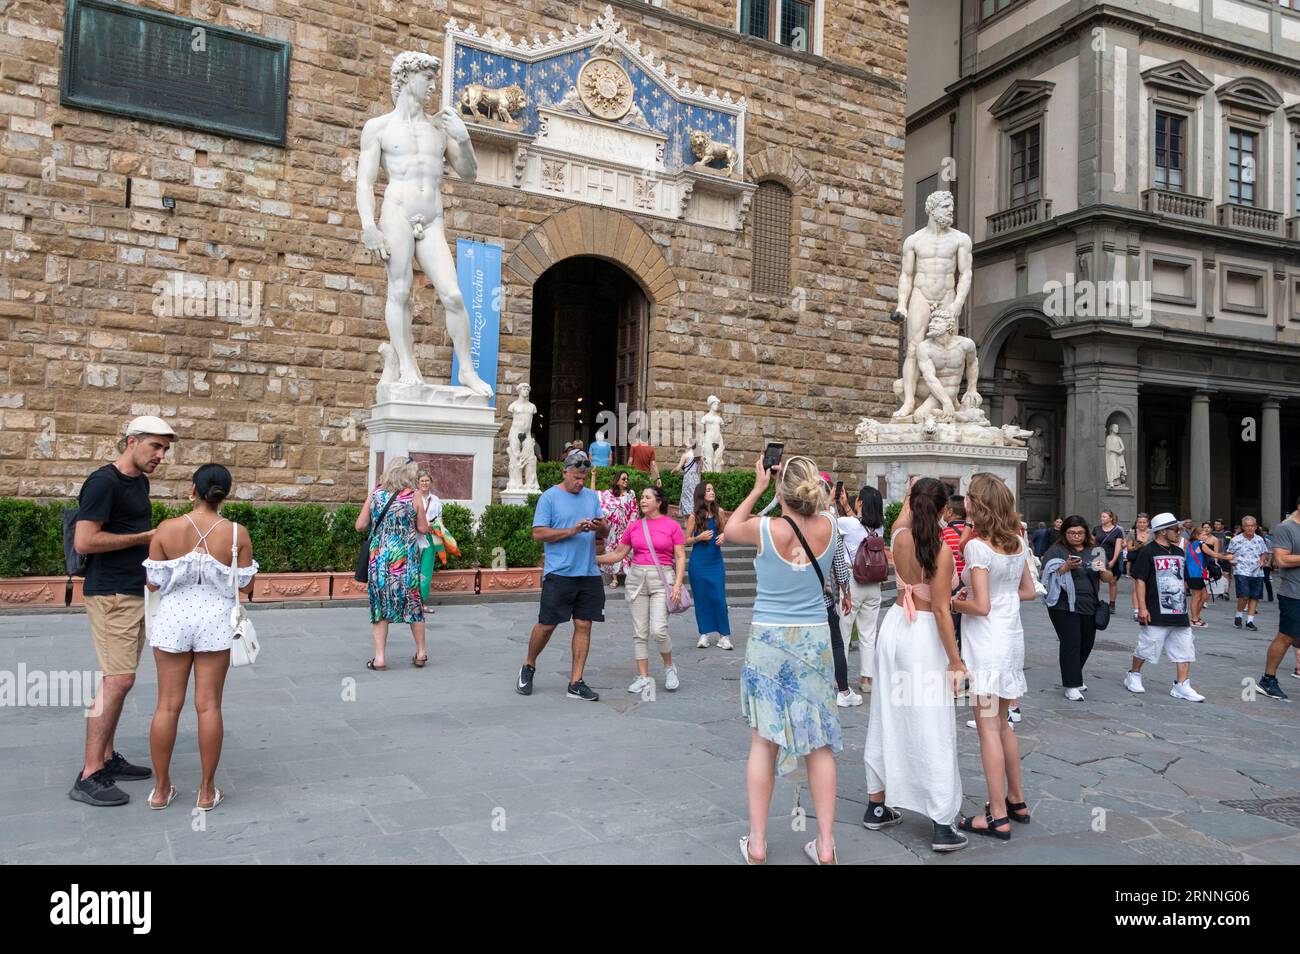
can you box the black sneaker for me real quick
[931,822,969,853]
[69,769,130,807]
[1234,617,1243,628]
[516,664,535,696]
[1245,620,1258,631]
[863,802,903,830]
[566,679,599,702]
[103,751,151,781]
[1256,675,1290,701]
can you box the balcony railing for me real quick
[986,198,1052,237]
[1142,188,1210,222]
[1216,203,1282,235]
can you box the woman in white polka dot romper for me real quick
[143,464,257,812]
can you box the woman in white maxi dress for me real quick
[863,478,969,853]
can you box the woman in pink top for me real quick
[598,486,687,693]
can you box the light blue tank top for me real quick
[750,514,837,626]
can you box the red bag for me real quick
[853,533,888,584]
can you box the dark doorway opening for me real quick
[530,258,647,462]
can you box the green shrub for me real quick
[439,503,477,569]
[477,502,542,568]
[328,504,364,572]
[884,501,903,539]
[0,500,46,577]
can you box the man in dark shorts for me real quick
[1255,498,1300,701]
[70,415,174,806]
[516,450,608,700]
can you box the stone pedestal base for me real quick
[366,390,497,516]
[856,441,1028,505]
[499,488,538,507]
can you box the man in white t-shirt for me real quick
[1228,516,1270,631]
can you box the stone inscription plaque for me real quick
[409,453,475,502]
[60,0,290,146]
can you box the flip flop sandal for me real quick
[413,655,428,668]
[803,839,838,865]
[148,785,177,810]
[738,836,765,865]
[196,788,225,812]
[366,659,386,671]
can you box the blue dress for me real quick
[687,516,730,636]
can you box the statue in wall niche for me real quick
[889,310,986,425]
[891,190,972,421]
[458,83,527,125]
[700,395,725,472]
[1150,439,1170,489]
[1026,428,1047,482]
[355,51,492,398]
[504,383,540,492]
[1105,423,1128,490]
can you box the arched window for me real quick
[751,180,792,297]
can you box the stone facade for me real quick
[0,0,906,505]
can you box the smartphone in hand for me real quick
[762,442,784,473]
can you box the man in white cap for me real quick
[69,415,175,806]
[1124,511,1204,702]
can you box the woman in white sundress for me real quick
[863,477,969,854]
[143,464,257,812]
[951,473,1037,841]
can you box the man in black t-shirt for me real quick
[69,415,174,807]
[1124,512,1204,703]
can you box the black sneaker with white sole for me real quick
[566,679,599,701]
[1256,674,1290,701]
[1245,620,1258,631]
[1234,617,1243,628]
[863,802,903,830]
[931,822,968,853]
[68,769,130,807]
[103,751,151,781]
[516,664,535,696]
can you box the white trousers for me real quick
[840,578,882,681]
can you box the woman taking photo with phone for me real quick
[1042,515,1114,700]
[726,453,841,865]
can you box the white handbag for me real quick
[227,521,259,667]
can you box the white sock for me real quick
[1247,615,1254,623]
[1235,612,1243,619]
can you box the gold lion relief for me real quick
[458,83,528,125]
[688,129,738,177]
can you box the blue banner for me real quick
[451,239,503,407]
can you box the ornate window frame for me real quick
[1141,60,1211,195]
[1216,78,1283,210]
[989,80,1054,213]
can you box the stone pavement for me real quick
[1,580,1298,864]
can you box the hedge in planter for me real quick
[477,502,542,568]
[0,500,66,577]
[439,503,478,570]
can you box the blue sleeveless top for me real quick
[750,514,837,626]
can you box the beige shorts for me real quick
[84,594,146,676]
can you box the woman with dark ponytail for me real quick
[863,477,970,853]
[142,464,257,812]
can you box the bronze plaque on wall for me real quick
[60,0,290,146]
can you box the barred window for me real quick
[752,180,792,297]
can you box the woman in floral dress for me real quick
[355,457,429,670]
[598,470,638,589]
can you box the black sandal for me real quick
[959,809,1012,841]
[366,658,386,671]
[1004,800,1031,824]
[413,655,427,668]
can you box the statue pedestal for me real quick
[857,440,1028,505]
[365,388,497,516]
[499,488,536,507]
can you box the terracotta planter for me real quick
[69,577,84,606]
[329,573,368,600]
[251,572,330,602]
[424,569,478,595]
[480,568,543,591]
[0,576,67,608]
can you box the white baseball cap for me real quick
[1150,512,1179,532]
[125,415,176,438]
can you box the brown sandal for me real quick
[366,658,386,671]
[413,655,427,668]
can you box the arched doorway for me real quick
[530,257,648,461]
[991,315,1064,524]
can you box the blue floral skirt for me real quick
[741,622,842,775]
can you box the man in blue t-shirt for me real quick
[516,450,608,701]
[588,436,613,468]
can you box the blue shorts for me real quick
[1279,595,1299,644]
[1235,575,1264,600]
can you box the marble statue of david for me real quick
[356,52,493,397]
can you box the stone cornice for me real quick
[948,3,1300,99]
